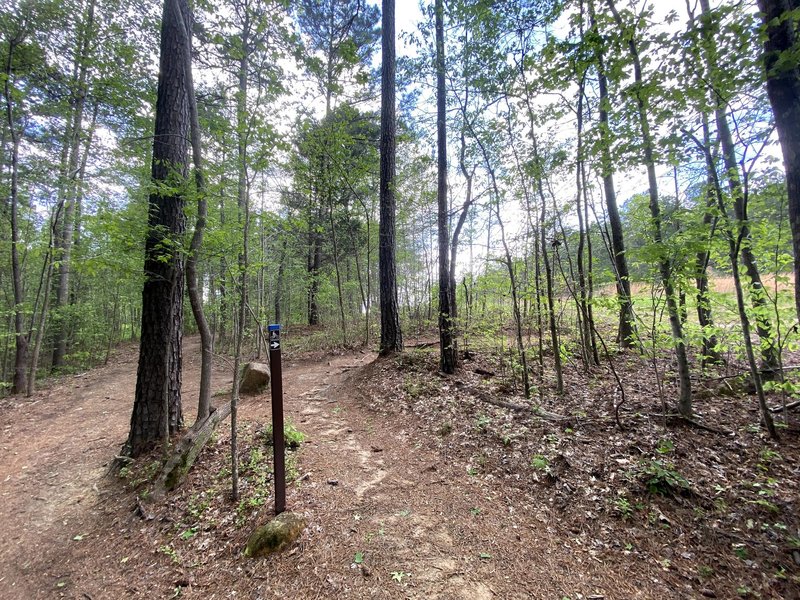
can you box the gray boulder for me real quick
[240,362,270,394]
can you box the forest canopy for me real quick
[0,0,799,446]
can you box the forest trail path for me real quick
[0,338,644,599]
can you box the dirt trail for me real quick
[0,338,647,599]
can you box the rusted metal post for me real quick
[268,324,285,515]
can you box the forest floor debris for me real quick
[0,335,798,599]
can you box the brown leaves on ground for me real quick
[0,336,798,599]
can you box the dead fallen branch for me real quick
[468,386,569,422]
[647,413,733,436]
[407,341,440,349]
[769,400,800,413]
[149,401,232,502]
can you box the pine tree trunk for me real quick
[127,0,190,457]
[378,0,402,354]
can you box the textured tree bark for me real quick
[756,0,800,323]
[127,0,190,457]
[378,0,402,354]
[435,0,456,374]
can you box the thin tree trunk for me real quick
[231,5,254,500]
[26,208,59,395]
[686,126,777,437]
[537,170,563,395]
[696,113,722,365]
[52,0,96,372]
[698,0,780,373]
[5,31,27,394]
[328,195,348,344]
[574,82,599,366]
[435,0,456,373]
[607,0,692,416]
[8,137,26,394]
[307,207,321,326]
[174,0,213,425]
[275,239,287,324]
[589,0,635,347]
[581,161,600,365]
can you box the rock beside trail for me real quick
[239,362,270,394]
[244,512,306,558]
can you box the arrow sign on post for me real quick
[267,324,285,515]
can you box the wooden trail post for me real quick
[268,324,285,515]
[244,323,307,558]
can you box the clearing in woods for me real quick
[0,336,797,599]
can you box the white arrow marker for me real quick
[270,341,280,349]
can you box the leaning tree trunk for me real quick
[378,0,403,354]
[690,129,779,438]
[174,0,213,425]
[127,0,190,457]
[27,210,58,395]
